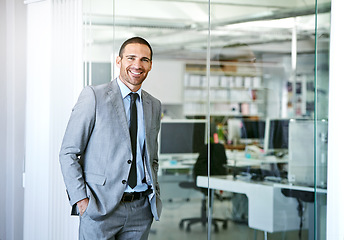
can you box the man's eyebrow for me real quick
[125,54,151,61]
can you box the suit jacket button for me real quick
[122,180,127,184]
[127,160,132,164]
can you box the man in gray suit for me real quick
[59,37,162,240]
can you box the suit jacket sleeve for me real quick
[59,86,96,207]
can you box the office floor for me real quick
[149,195,309,240]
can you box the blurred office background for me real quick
[1,0,344,239]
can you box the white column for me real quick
[24,1,52,238]
[49,0,83,238]
[327,0,344,239]
[24,0,83,239]
[0,1,6,237]
[0,0,27,239]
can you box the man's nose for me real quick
[131,59,142,67]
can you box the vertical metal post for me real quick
[206,0,211,239]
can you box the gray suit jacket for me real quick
[59,80,162,221]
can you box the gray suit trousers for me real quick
[79,197,153,240]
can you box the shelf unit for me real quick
[183,63,266,117]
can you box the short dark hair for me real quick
[119,37,153,60]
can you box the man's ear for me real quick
[115,56,121,68]
[148,60,152,71]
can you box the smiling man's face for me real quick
[116,43,152,92]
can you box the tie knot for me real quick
[129,92,139,102]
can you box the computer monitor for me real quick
[264,118,290,154]
[240,119,266,145]
[159,119,207,158]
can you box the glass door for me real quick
[83,0,114,86]
[207,1,330,240]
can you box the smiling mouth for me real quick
[129,69,142,76]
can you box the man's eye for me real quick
[142,58,150,62]
[127,57,134,60]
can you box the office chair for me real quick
[179,143,228,233]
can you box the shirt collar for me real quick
[116,78,142,101]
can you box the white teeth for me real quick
[130,70,141,75]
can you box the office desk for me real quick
[197,175,306,233]
[159,158,196,170]
[275,183,327,240]
[226,151,288,167]
[227,158,288,168]
[160,160,194,170]
[159,155,197,169]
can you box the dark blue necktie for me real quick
[128,93,138,188]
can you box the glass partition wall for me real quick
[83,1,330,239]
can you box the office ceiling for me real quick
[83,0,331,61]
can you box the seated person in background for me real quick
[193,143,228,184]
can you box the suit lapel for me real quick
[142,90,152,160]
[142,91,152,142]
[106,80,131,148]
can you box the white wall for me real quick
[142,60,185,105]
[0,0,26,239]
